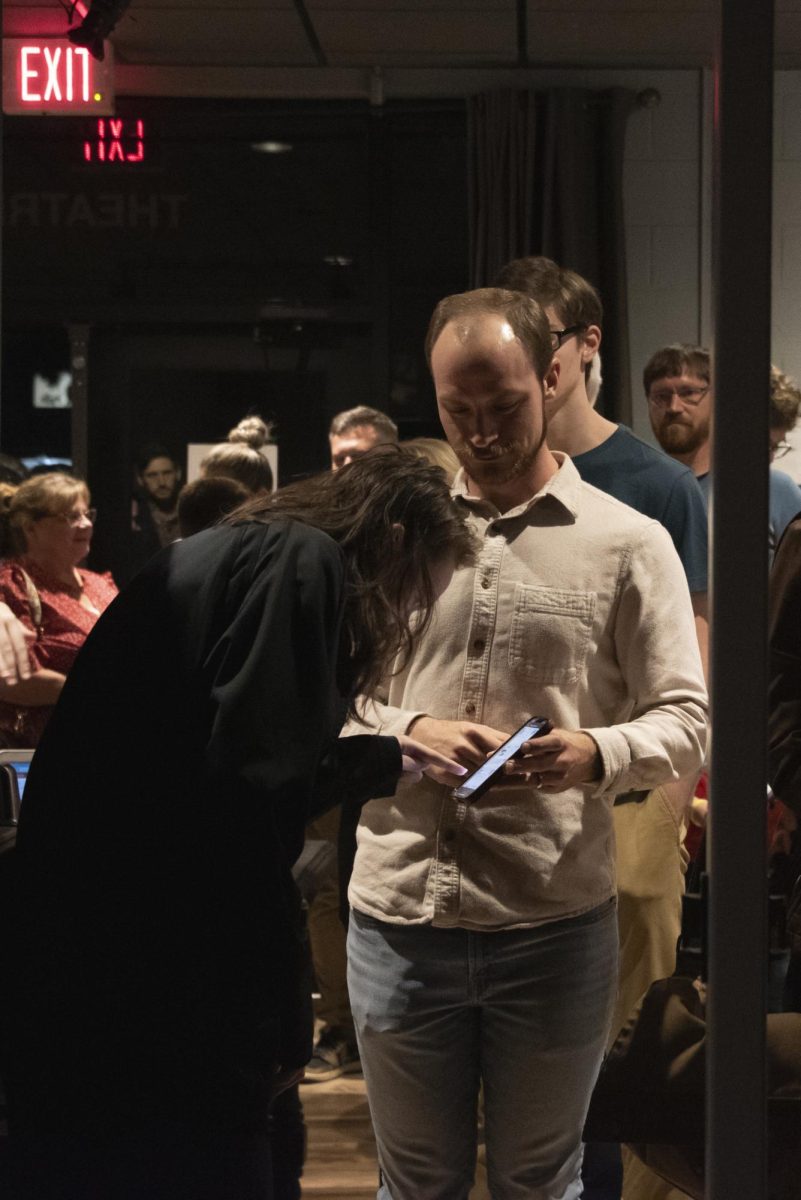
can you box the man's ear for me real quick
[544,357,560,401]
[580,324,602,363]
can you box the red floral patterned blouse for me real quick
[0,558,118,747]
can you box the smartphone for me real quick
[452,716,552,803]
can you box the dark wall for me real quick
[2,97,468,572]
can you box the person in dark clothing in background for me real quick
[3,450,474,1200]
[177,474,251,538]
[128,442,183,576]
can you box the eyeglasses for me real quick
[647,385,710,408]
[549,324,587,351]
[56,508,97,527]
[771,438,792,461]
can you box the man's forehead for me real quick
[653,370,709,385]
[433,319,531,377]
[330,425,379,444]
[442,313,517,348]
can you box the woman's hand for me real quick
[0,602,33,685]
[396,734,469,784]
[403,717,509,785]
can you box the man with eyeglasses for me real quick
[645,345,801,559]
[494,259,710,1200]
[494,260,709,650]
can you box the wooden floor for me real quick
[300,1075,377,1199]
[299,1074,491,1199]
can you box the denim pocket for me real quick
[508,582,596,683]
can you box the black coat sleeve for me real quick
[310,733,402,821]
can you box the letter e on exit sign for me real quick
[2,39,115,115]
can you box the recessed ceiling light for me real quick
[251,140,293,154]
[323,256,353,267]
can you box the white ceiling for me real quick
[4,0,801,99]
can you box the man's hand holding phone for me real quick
[505,728,603,792]
[404,716,603,795]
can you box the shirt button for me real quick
[481,576,491,590]
[472,638,485,654]
[465,702,476,716]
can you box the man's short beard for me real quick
[149,489,180,512]
[453,434,544,488]
[654,418,709,458]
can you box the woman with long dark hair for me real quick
[4,451,474,1200]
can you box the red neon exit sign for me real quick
[84,119,145,164]
[2,39,114,115]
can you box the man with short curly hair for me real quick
[770,365,801,465]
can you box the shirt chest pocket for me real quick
[508,583,597,684]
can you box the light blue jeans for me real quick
[347,900,618,1200]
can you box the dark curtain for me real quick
[467,87,637,423]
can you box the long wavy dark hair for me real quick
[227,447,476,707]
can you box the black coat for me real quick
[5,519,400,1135]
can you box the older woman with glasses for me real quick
[0,472,117,747]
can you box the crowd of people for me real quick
[0,256,799,1200]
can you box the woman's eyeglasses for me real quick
[50,508,97,527]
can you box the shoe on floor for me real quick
[303,1026,361,1082]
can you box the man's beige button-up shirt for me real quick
[348,454,709,931]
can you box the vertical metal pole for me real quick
[367,104,390,411]
[68,324,91,479]
[708,1,772,1197]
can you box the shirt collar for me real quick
[451,452,582,522]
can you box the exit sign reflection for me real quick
[2,39,114,115]
[84,119,145,164]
